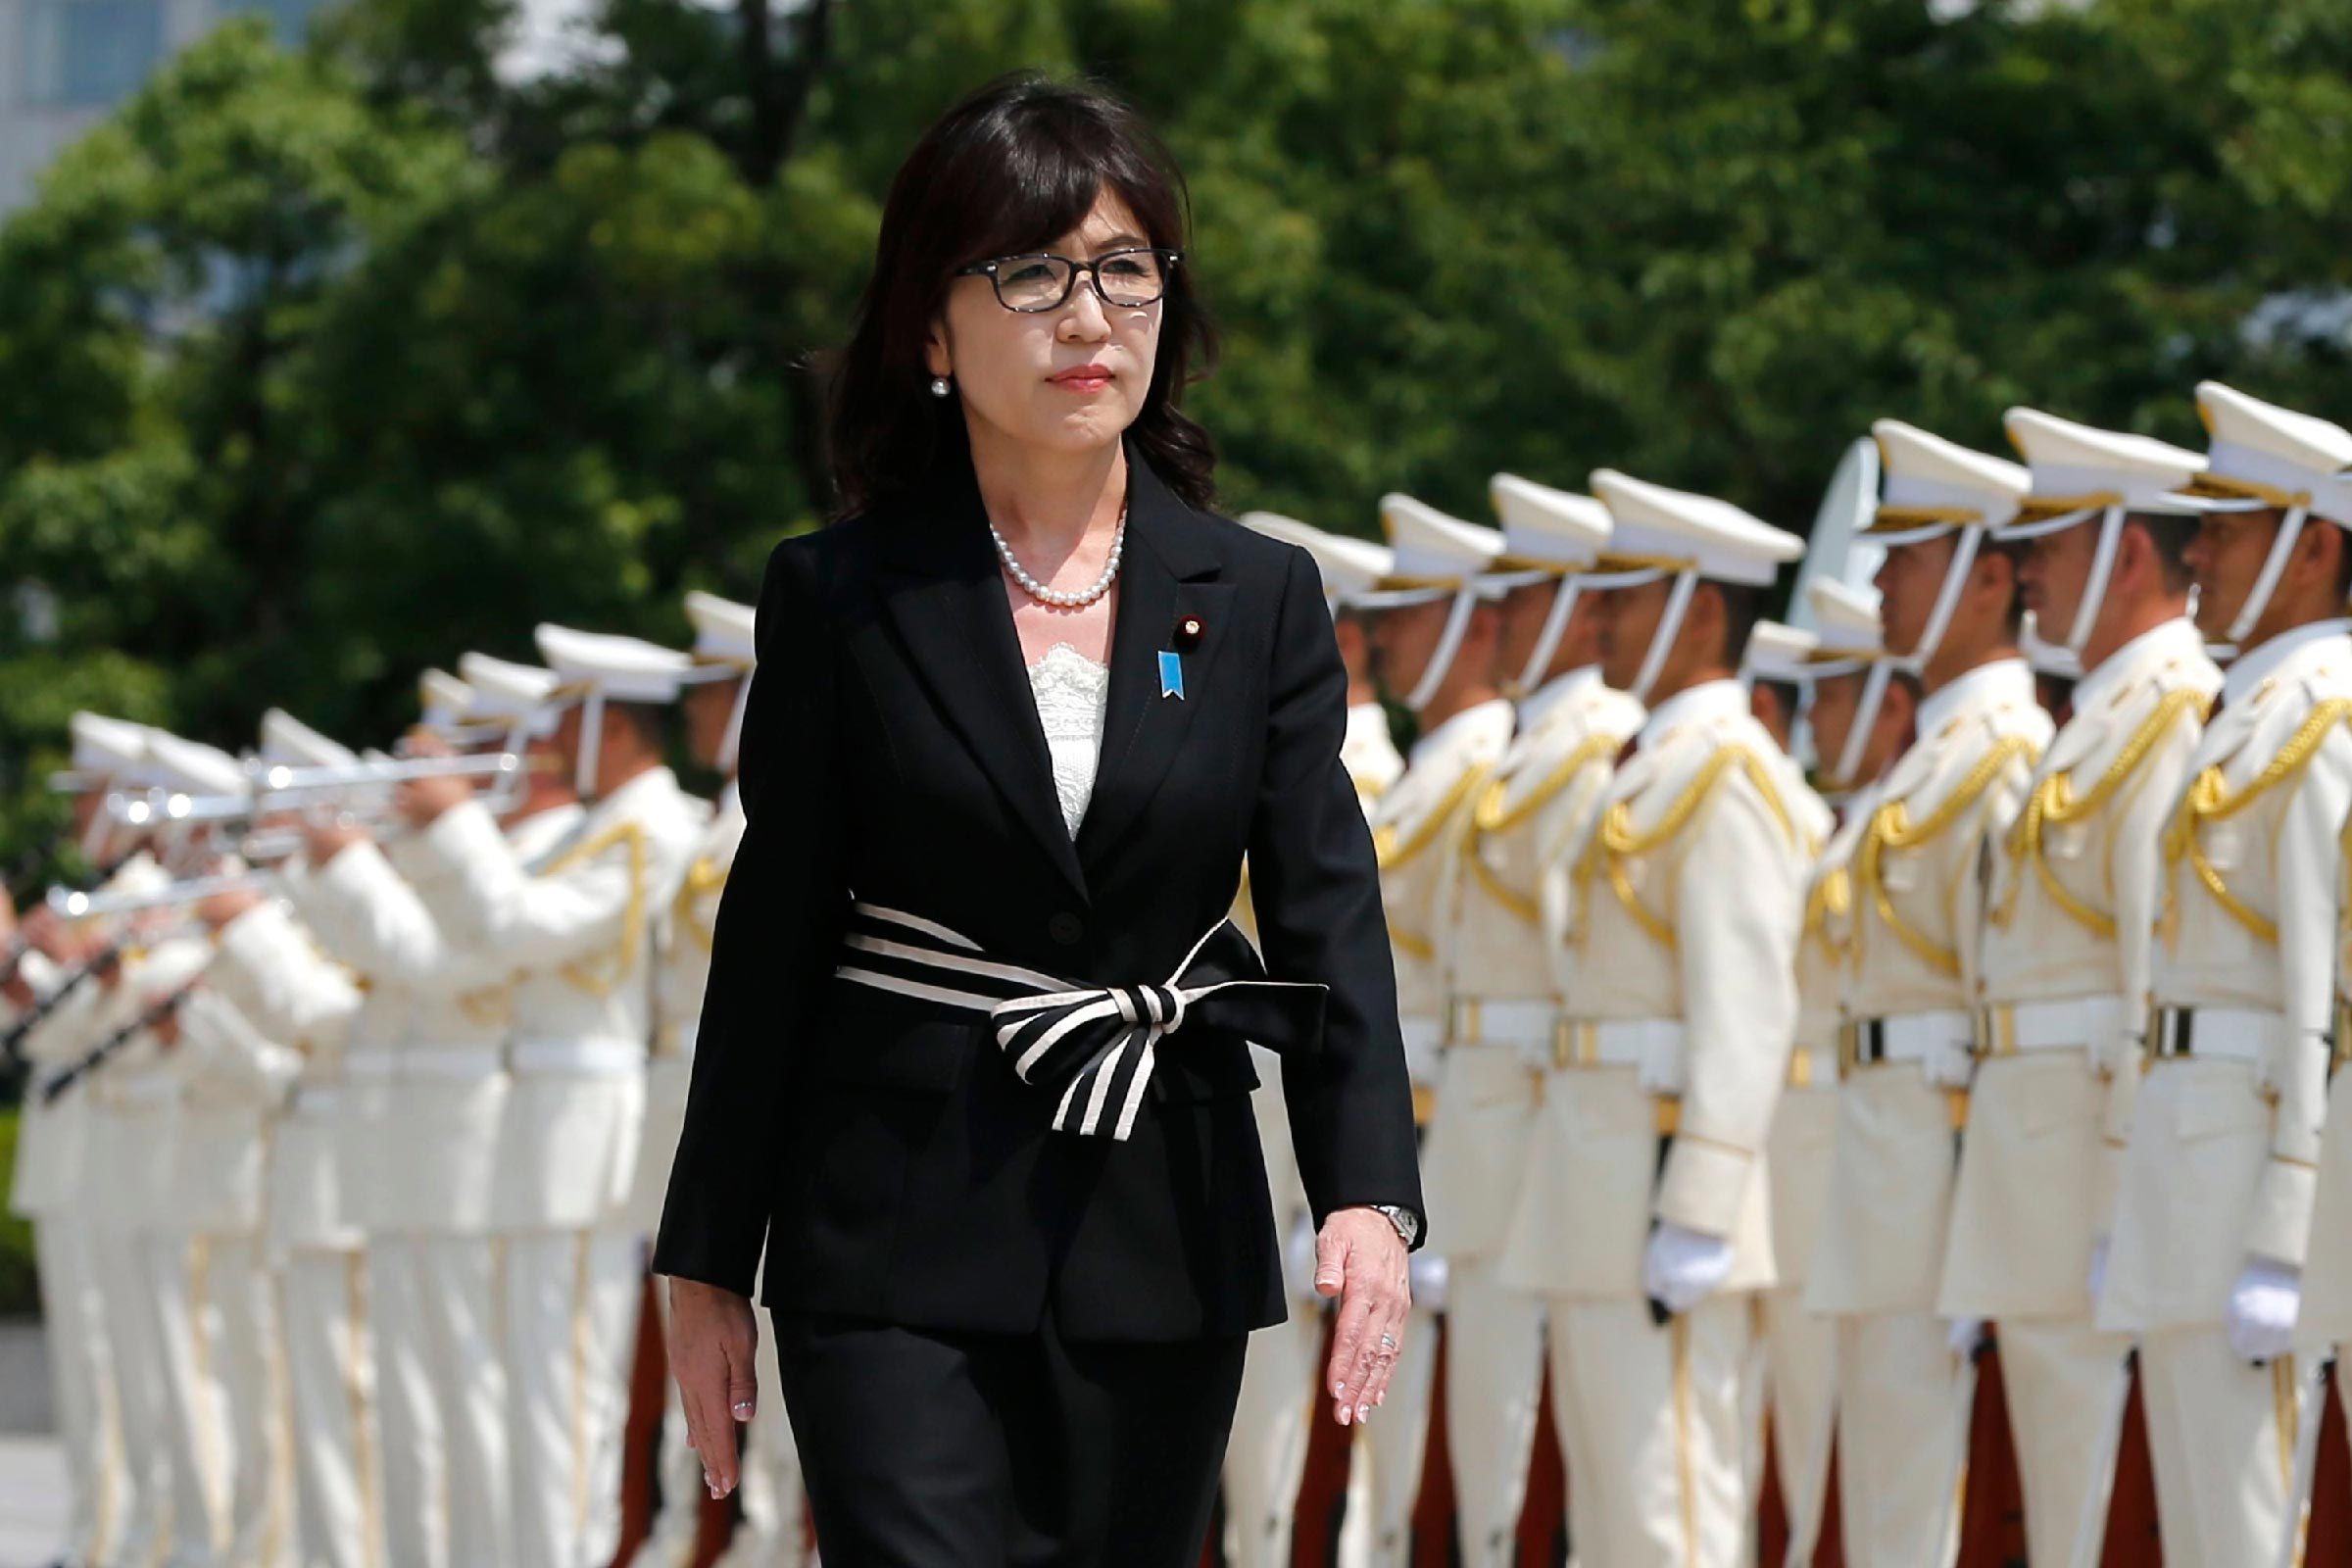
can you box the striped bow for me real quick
[835,902,1327,1141]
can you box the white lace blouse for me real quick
[1025,643,1111,838]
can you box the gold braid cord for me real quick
[1857,735,2038,978]
[1991,687,2209,938]
[2163,698,2352,947]
[536,820,650,997]
[1466,734,1619,928]
[1574,747,1796,951]
[1376,762,1492,961]
[1805,864,1853,965]
[671,854,726,955]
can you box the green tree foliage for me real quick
[2,0,2350,864]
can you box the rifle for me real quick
[0,938,126,1060]
[40,977,200,1104]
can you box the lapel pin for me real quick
[1158,650,1186,701]
[1173,613,1205,652]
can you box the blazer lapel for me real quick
[875,477,1089,901]
[1075,460,1229,870]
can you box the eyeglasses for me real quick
[955,248,1183,313]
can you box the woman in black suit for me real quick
[655,73,1423,1566]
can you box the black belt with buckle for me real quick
[1849,1018,1890,1063]
[2150,1006,2196,1058]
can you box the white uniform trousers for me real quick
[2137,1327,2303,1567]
[507,1226,641,1568]
[637,1273,705,1568]
[715,1292,808,1568]
[90,1226,172,1566]
[1445,1256,1545,1568]
[1758,1286,1836,1567]
[1335,1301,1439,1568]
[1832,1312,1962,1568]
[1220,1305,1322,1568]
[366,1237,448,1568]
[145,1233,228,1568]
[1993,1317,2132,1568]
[34,1219,123,1567]
[205,1233,293,1568]
[1545,1295,1752,1568]
[278,1250,381,1568]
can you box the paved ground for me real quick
[0,1322,63,1567]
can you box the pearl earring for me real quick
[929,376,952,398]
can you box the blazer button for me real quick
[1048,912,1085,947]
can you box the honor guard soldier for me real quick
[285,664,527,1568]
[1937,411,2222,1566]
[1223,514,1400,1568]
[10,711,149,1568]
[1497,470,1807,1567]
[1348,494,1513,1568]
[147,732,309,1568]
[2098,383,2352,1564]
[1807,421,2049,1567]
[1431,474,1639,1567]
[397,625,706,1568]
[1770,580,1912,1565]
[225,709,380,1568]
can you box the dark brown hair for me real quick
[826,74,1219,519]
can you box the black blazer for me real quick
[653,448,1424,1342]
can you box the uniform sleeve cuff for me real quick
[1654,1132,1751,1239]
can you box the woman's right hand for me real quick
[664,1276,761,1498]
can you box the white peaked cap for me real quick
[417,668,476,733]
[1489,473,1611,572]
[146,732,247,798]
[460,652,561,720]
[1998,409,2220,536]
[2174,381,2352,527]
[684,590,758,667]
[259,710,357,769]
[536,624,694,704]
[70,711,150,774]
[1742,621,1817,684]
[1808,578,1886,661]
[1588,469,1802,587]
[1368,494,1505,597]
[1870,419,2030,542]
[1238,513,1394,607]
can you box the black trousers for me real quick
[772,1307,1249,1567]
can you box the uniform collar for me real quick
[1345,703,1394,756]
[1916,656,2034,738]
[588,762,679,818]
[1407,696,1515,770]
[1517,665,1602,735]
[1635,676,1746,750]
[718,778,742,818]
[2069,616,2203,714]
[2221,616,2352,708]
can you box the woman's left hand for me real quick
[1315,1205,1411,1427]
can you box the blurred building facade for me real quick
[0,0,325,214]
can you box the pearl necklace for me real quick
[989,508,1128,609]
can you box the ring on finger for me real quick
[1378,1334,1397,1349]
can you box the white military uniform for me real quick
[9,711,141,1568]
[1807,421,2049,1568]
[1500,470,1806,1568]
[409,624,705,1568]
[1941,411,2226,1567]
[1217,516,1402,1568]
[1344,494,1514,1568]
[1742,612,1852,1567]
[1430,475,1640,1568]
[287,671,539,1568]
[242,709,381,1568]
[147,734,309,1568]
[2102,383,2352,1566]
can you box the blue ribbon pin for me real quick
[1158,650,1185,701]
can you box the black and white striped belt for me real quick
[832,901,1326,1142]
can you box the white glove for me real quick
[1946,1315,1985,1356]
[1637,1030,1686,1098]
[1642,1221,1735,1314]
[1920,1031,1976,1090]
[1407,1250,1450,1315]
[2226,1258,2301,1363]
[2087,1233,2111,1304]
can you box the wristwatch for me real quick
[1369,1203,1421,1249]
